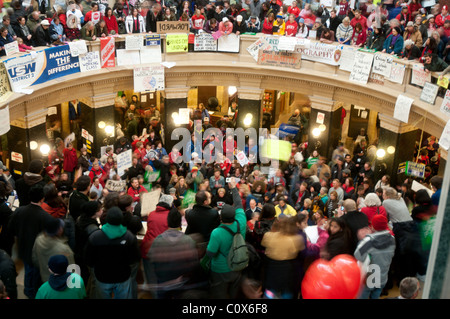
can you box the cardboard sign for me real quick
[156,21,190,34]
[105,179,127,192]
[217,33,240,53]
[388,62,406,84]
[166,34,188,53]
[79,51,101,72]
[133,65,165,92]
[140,189,162,217]
[5,41,19,56]
[257,50,301,69]
[440,89,450,117]
[100,36,115,68]
[194,33,217,52]
[411,63,431,87]
[125,35,144,50]
[394,94,414,123]
[420,82,439,105]
[117,149,132,177]
[349,51,374,84]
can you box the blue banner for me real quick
[276,123,300,139]
[146,34,161,46]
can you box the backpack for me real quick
[220,222,249,271]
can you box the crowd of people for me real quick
[0,85,444,299]
[1,0,450,73]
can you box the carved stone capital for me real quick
[378,113,418,134]
[164,87,190,99]
[237,88,263,100]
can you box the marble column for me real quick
[308,96,343,161]
[377,113,420,187]
[163,87,190,153]
[236,88,263,131]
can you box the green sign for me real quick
[166,34,188,53]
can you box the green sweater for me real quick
[35,274,86,299]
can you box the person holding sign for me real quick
[0,27,14,56]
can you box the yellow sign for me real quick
[166,34,188,53]
[437,75,449,89]
[261,139,292,161]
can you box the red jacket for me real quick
[89,167,107,187]
[104,15,119,34]
[140,204,171,258]
[288,6,301,18]
[127,185,147,202]
[285,20,298,36]
[63,148,78,172]
[351,16,368,30]
[361,205,388,227]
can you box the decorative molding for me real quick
[237,88,263,101]
[309,96,341,112]
[378,113,418,134]
[164,87,190,99]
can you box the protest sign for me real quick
[116,49,140,66]
[276,123,300,139]
[117,149,132,177]
[393,94,414,123]
[105,180,127,192]
[247,38,270,61]
[79,51,101,72]
[438,119,450,151]
[388,62,406,84]
[140,189,162,216]
[217,33,240,53]
[156,21,190,34]
[133,65,165,92]
[440,89,450,117]
[236,151,249,166]
[100,36,115,68]
[411,63,431,87]
[5,41,19,56]
[257,50,301,69]
[125,35,144,50]
[140,46,162,64]
[0,106,10,135]
[349,51,374,84]
[338,45,356,72]
[146,34,161,46]
[68,40,87,57]
[372,53,393,77]
[0,63,13,103]
[420,82,439,104]
[194,33,217,52]
[166,34,188,53]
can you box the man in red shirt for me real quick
[351,9,368,31]
[63,142,78,181]
[127,177,147,203]
[436,5,450,27]
[84,2,103,26]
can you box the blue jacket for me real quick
[383,34,404,55]
[0,34,14,56]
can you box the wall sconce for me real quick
[387,146,395,154]
[105,125,114,135]
[98,121,106,129]
[40,144,50,155]
[376,148,386,159]
[30,141,38,150]
[312,127,321,138]
[243,113,253,127]
[319,124,326,132]
[172,112,181,125]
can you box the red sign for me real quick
[100,36,115,68]
[11,151,23,163]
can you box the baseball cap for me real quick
[237,15,243,22]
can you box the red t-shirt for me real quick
[191,15,206,29]
[285,20,298,36]
[288,6,301,18]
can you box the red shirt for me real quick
[285,20,298,36]
[351,16,368,31]
[262,18,274,34]
[89,167,106,187]
[127,185,148,202]
[104,15,119,34]
[288,6,301,18]
[191,14,206,29]
[63,148,78,172]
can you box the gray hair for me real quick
[404,39,415,47]
[383,187,399,200]
[364,193,381,207]
[399,277,420,299]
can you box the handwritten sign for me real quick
[439,119,450,151]
[372,53,393,77]
[0,63,13,103]
[5,41,19,56]
[411,63,431,87]
[178,108,190,124]
[157,21,190,34]
[278,36,298,51]
[194,33,217,52]
[394,94,414,123]
[263,36,279,51]
[68,40,87,57]
[338,45,356,72]
[388,62,406,84]
[166,34,188,53]
[440,89,450,117]
[368,72,385,85]
[247,38,271,61]
[217,33,240,53]
[79,51,101,72]
[133,65,165,92]
[140,189,162,217]
[420,82,439,104]
[0,106,10,135]
[140,46,162,64]
[116,49,140,66]
[11,151,23,163]
[146,34,161,46]
[437,75,449,89]
[125,35,144,50]
[349,51,374,84]
[117,149,132,177]
[257,50,301,69]
[105,179,127,192]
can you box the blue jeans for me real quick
[95,278,132,299]
[24,262,41,299]
[359,285,384,299]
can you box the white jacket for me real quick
[125,15,146,34]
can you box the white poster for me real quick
[68,40,88,57]
[140,46,162,64]
[411,63,431,87]
[117,149,132,177]
[217,33,240,53]
[339,45,356,72]
[116,49,140,66]
[64,132,75,147]
[439,119,450,151]
[394,94,414,123]
[105,180,127,192]
[79,51,101,72]
[247,38,271,61]
[296,41,342,66]
[125,35,144,50]
[349,51,374,84]
[178,108,190,124]
[194,33,217,52]
[316,112,325,124]
[236,151,249,166]
[5,41,19,56]
[388,62,406,84]
[0,106,10,135]
[372,53,393,78]
[140,189,162,217]
[133,65,165,92]
[420,82,439,105]
[11,151,23,163]
[440,89,450,117]
[278,36,298,52]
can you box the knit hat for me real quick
[106,207,123,226]
[220,204,236,223]
[191,166,199,172]
[48,255,69,275]
[29,159,44,174]
[371,214,389,232]
[277,14,284,19]
[159,194,174,207]
[299,18,305,23]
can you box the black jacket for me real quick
[85,226,140,283]
[33,25,51,46]
[0,200,13,254]
[74,215,100,264]
[68,190,89,222]
[146,10,163,33]
[0,249,17,299]
[184,204,220,242]
[15,172,46,207]
[340,210,369,252]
